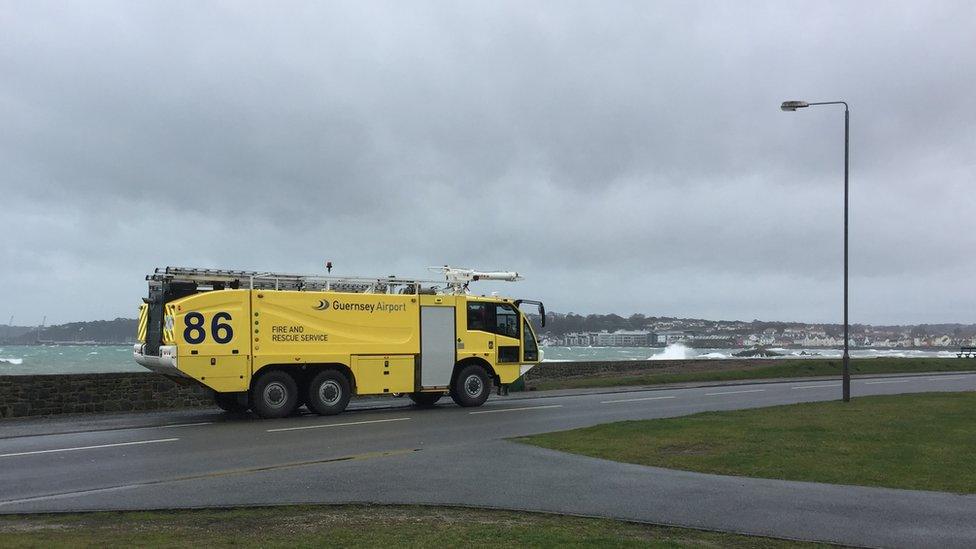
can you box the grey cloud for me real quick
[2,0,975,326]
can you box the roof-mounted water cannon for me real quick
[428,266,523,292]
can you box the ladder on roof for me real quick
[148,266,522,295]
[149,267,443,294]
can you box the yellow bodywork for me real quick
[154,289,539,395]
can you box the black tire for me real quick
[408,392,444,407]
[307,369,351,416]
[450,364,492,407]
[213,392,249,413]
[251,370,299,419]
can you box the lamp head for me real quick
[780,100,809,112]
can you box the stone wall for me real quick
[0,373,213,418]
[527,360,667,380]
[0,359,772,419]
[526,359,763,381]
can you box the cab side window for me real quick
[467,301,520,339]
[495,304,519,339]
[467,302,490,331]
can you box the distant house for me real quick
[609,330,653,346]
[693,334,737,347]
[563,332,593,346]
[655,330,690,345]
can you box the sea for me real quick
[0,344,962,376]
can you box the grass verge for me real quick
[531,357,974,391]
[518,392,976,494]
[0,504,831,548]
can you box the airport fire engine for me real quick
[134,266,545,418]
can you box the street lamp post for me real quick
[781,100,851,402]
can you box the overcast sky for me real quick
[2,1,975,326]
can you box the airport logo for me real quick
[312,299,407,314]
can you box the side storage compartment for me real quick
[173,289,253,393]
[351,355,415,395]
[179,354,251,393]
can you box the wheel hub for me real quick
[319,380,341,406]
[263,381,287,408]
[464,374,483,397]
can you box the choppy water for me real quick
[0,345,144,375]
[0,343,963,376]
[540,344,960,362]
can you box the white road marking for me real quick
[0,484,141,507]
[469,405,563,415]
[864,380,910,385]
[926,376,968,381]
[704,389,765,396]
[267,417,411,432]
[157,422,214,429]
[792,384,842,390]
[0,438,179,459]
[601,396,677,404]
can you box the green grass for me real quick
[532,358,975,391]
[0,504,830,548]
[518,392,976,494]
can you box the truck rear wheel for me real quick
[450,364,491,407]
[408,392,443,407]
[251,370,299,419]
[214,392,249,413]
[307,370,351,416]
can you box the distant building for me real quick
[562,330,653,347]
[563,332,593,346]
[609,330,652,346]
[655,330,690,345]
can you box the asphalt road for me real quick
[2,372,976,548]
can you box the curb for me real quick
[511,370,976,401]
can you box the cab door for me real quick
[461,300,520,366]
[521,318,540,362]
[460,300,496,363]
[492,303,521,366]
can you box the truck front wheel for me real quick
[450,364,491,407]
[307,370,351,415]
[251,370,299,419]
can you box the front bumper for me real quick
[133,344,188,379]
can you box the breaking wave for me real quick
[651,343,694,360]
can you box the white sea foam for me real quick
[699,352,727,359]
[651,343,694,360]
[0,357,24,365]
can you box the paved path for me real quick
[2,372,975,548]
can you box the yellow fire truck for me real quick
[134,266,544,418]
